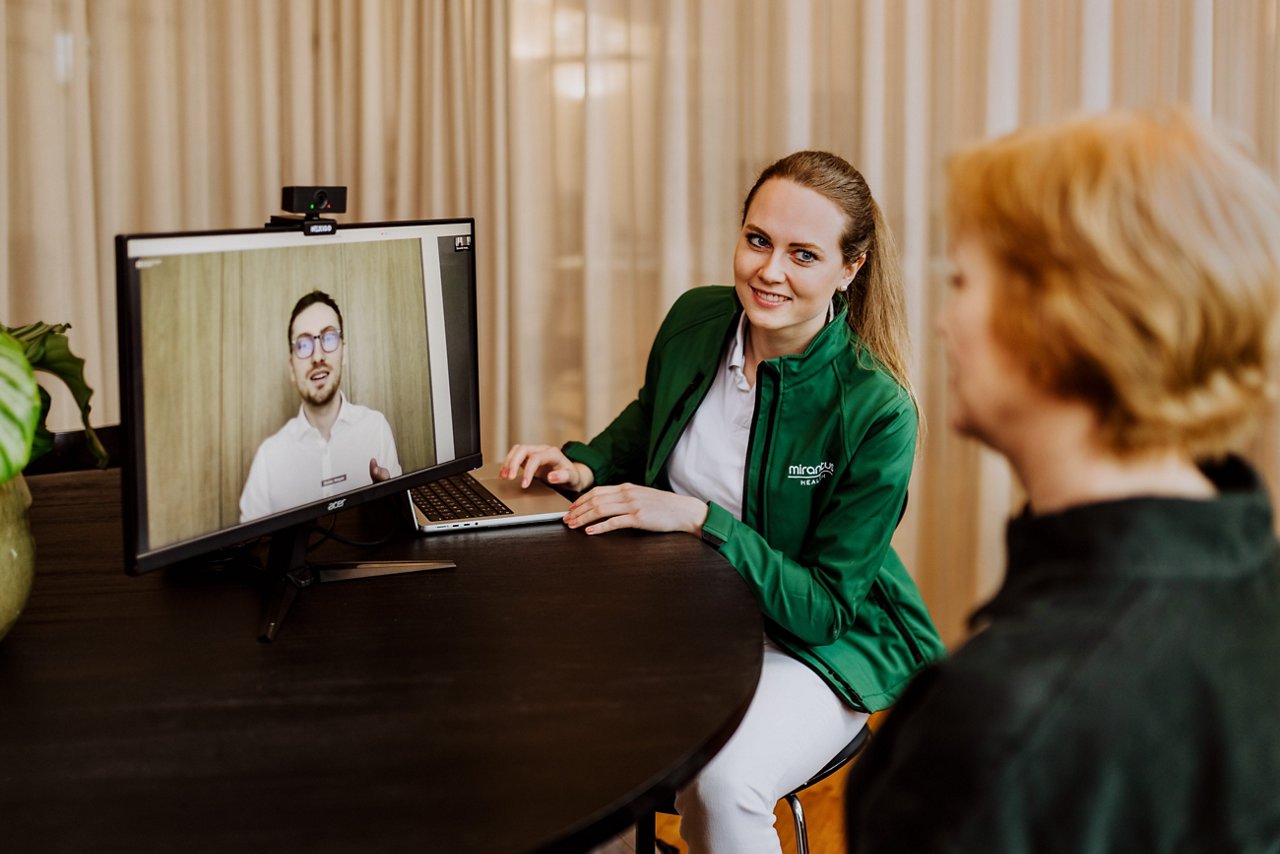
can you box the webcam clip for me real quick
[266,186,347,236]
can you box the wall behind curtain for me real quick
[4,0,1278,645]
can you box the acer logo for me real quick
[327,499,347,511]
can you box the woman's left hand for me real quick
[565,483,709,536]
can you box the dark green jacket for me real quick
[847,456,1280,852]
[564,286,943,711]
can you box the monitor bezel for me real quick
[115,217,482,575]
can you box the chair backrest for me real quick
[787,725,871,796]
[651,723,871,819]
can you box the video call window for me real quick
[120,222,477,561]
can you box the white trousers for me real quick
[674,637,869,854]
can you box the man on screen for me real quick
[239,290,401,522]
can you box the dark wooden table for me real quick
[0,470,762,853]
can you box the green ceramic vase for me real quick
[0,475,36,641]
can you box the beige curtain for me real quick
[5,0,1278,645]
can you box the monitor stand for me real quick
[257,524,454,642]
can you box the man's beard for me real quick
[299,362,341,407]
[302,383,339,407]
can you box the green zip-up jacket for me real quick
[563,286,944,711]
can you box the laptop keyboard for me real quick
[410,473,514,522]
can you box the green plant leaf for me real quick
[0,330,41,483]
[29,385,54,463]
[6,322,107,468]
[8,321,58,364]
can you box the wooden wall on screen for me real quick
[141,239,437,550]
[338,239,435,473]
[141,252,227,549]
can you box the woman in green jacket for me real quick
[504,151,943,853]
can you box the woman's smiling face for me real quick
[733,177,857,355]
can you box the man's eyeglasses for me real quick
[292,327,342,359]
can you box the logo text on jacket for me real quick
[787,461,834,486]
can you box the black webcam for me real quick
[267,186,347,235]
[281,186,347,216]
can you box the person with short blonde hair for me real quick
[947,108,1280,458]
[846,108,1280,851]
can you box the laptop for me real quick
[408,464,571,534]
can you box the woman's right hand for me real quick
[501,444,594,493]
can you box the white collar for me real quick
[288,392,353,438]
[729,300,838,380]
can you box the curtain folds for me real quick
[5,0,1278,644]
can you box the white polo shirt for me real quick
[667,305,837,520]
[239,394,402,522]
[666,312,755,520]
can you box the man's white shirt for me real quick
[239,394,402,522]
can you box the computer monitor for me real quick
[115,218,481,582]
